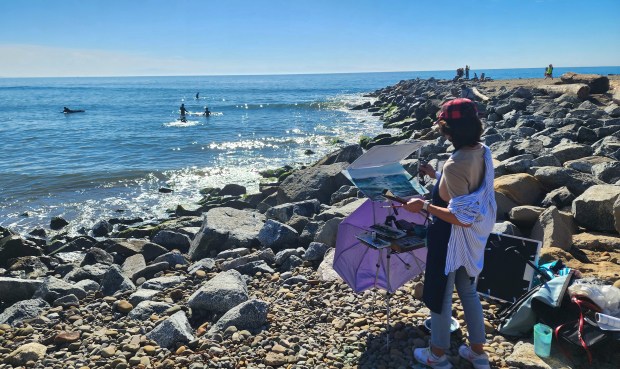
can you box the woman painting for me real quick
[404,98,496,369]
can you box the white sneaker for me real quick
[413,347,453,369]
[458,345,491,369]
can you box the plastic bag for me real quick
[568,282,620,316]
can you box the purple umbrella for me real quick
[333,198,428,294]
[333,198,428,347]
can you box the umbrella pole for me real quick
[371,246,382,316]
[385,251,392,349]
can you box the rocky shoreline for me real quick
[1,74,620,369]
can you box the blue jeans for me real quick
[430,266,486,350]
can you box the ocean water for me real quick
[1,67,619,235]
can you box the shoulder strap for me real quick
[554,296,602,365]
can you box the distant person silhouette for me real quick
[465,65,470,79]
[544,64,554,79]
[179,103,188,122]
[204,106,211,117]
[63,106,84,113]
[195,92,200,99]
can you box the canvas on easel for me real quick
[342,141,429,201]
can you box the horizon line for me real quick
[1,65,619,79]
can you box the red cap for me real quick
[436,98,478,123]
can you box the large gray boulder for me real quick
[219,249,276,272]
[74,279,99,293]
[128,289,160,306]
[495,192,519,221]
[592,136,620,159]
[312,144,363,166]
[274,248,304,266]
[317,248,342,282]
[140,276,185,291]
[187,270,248,316]
[530,206,577,250]
[99,265,136,296]
[234,260,276,275]
[330,185,359,205]
[152,230,191,253]
[572,185,620,232]
[121,254,146,279]
[91,220,112,237]
[495,154,534,175]
[187,258,216,275]
[591,161,620,184]
[65,263,111,283]
[508,206,545,228]
[0,277,44,306]
[188,208,265,260]
[146,311,195,349]
[207,299,269,335]
[0,298,49,326]
[141,242,169,263]
[493,221,522,236]
[533,166,604,196]
[551,142,593,164]
[33,276,87,303]
[80,247,114,266]
[128,300,172,320]
[153,250,187,266]
[304,242,330,262]
[49,236,96,255]
[276,162,351,205]
[7,256,49,279]
[257,220,299,252]
[540,186,575,208]
[264,199,321,223]
[0,236,42,268]
[314,217,343,248]
[131,261,169,282]
[564,156,616,174]
[314,198,366,221]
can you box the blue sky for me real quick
[1,0,619,77]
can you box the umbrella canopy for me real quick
[333,198,428,294]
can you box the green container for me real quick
[534,323,552,358]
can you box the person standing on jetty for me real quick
[544,64,554,79]
[465,65,470,79]
[404,98,496,369]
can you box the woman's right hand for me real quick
[419,163,436,179]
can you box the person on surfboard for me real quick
[179,103,188,122]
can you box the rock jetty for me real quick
[1,73,619,369]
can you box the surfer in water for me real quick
[179,103,188,122]
[204,106,211,117]
[63,107,85,113]
[195,92,200,99]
